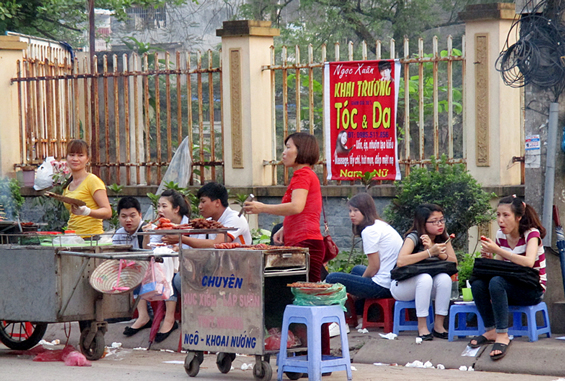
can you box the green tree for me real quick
[0,0,190,46]
[0,177,24,220]
[383,155,494,251]
[238,0,487,52]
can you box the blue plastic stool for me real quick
[392,300,434,335]
[448,303,485,341]
[277,305,352,381]
[507,302,551,342]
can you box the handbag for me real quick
[322,203,339,263]
[390,257,457,281]
[139,257,173,301]
[470,257,542,291]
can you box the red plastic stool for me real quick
[344,293,358,327]
[362,298,395,332]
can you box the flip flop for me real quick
[490,341,511,361]
[468,334,495,348]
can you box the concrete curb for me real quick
[352,331,565,377]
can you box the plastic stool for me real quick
[392,300,434,335]
[448,303,485,341]
[507,302,551,342]
[277,305,352,381]
[344,293,358,327]
[362,298,394,332]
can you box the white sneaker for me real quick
[328,322,350,337]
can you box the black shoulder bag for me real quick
[390,257,457,282]
[469,257,542,292]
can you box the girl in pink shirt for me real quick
[469,195,545,360]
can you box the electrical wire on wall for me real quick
[496,0,565,100]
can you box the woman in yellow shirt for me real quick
[63,139,112,236]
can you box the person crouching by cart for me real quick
[63,139,112,237]
[123,190,190,342]
[112,197,146,248]
[168,182,252,298]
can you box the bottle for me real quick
[451,273,459,300]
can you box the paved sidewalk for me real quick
[39,321,565,378]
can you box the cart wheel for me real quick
[285,372,303,380]
[184,352,200,377]
[216,352,233,374]
[79,328,105,360]
[0,321,48,350]
[253,360,272,381]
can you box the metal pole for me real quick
[542,102,559,247]
[88,0,99,175]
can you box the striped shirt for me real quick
[496,228,546,291]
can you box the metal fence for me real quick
[12,39,223,186]
[12,34,465,187]
[262,36,466,185]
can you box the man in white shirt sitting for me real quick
[177,182,252,247]
[170,182,252,295]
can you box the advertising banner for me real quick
[324,59,401,181]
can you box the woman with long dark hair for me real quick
[325,193,403,317]
[390,203,457,341]
[469,195,546,360]
[124,189,189,343]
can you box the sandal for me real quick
[468,334,494,348]
[490,341,511,361]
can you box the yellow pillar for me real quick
[217,20,279,187]
[0,36,27,177]
[460,3,522,187]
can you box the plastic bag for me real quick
[63,350,92,366]
[139,257,173,301]
[264,327,300,350]
[143,137,192,220]
[52,235,85,246]
[291,283,347,311]
[34,156,56,190]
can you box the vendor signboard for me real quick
[324,59,401,181]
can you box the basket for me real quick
[90,259,148,294]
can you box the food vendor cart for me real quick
[180,245,309,380]
[0,234,169,360]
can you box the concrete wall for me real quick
[0,36,27,178]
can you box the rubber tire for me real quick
[79,328,105,360]
[216,352,232,374]
[285,372,303,380]
[253,360,273,381]
[0,321,48,350]
[185,354,200,377]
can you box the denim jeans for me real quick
[471,276,543,333]
[326,265,392,314]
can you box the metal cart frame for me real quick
[0,238,174,360]
[179,247,309,380]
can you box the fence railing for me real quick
[13,46,223,187]
[262,36,466,185]
[13,34,465,188]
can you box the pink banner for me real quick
[324,60,401,181]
